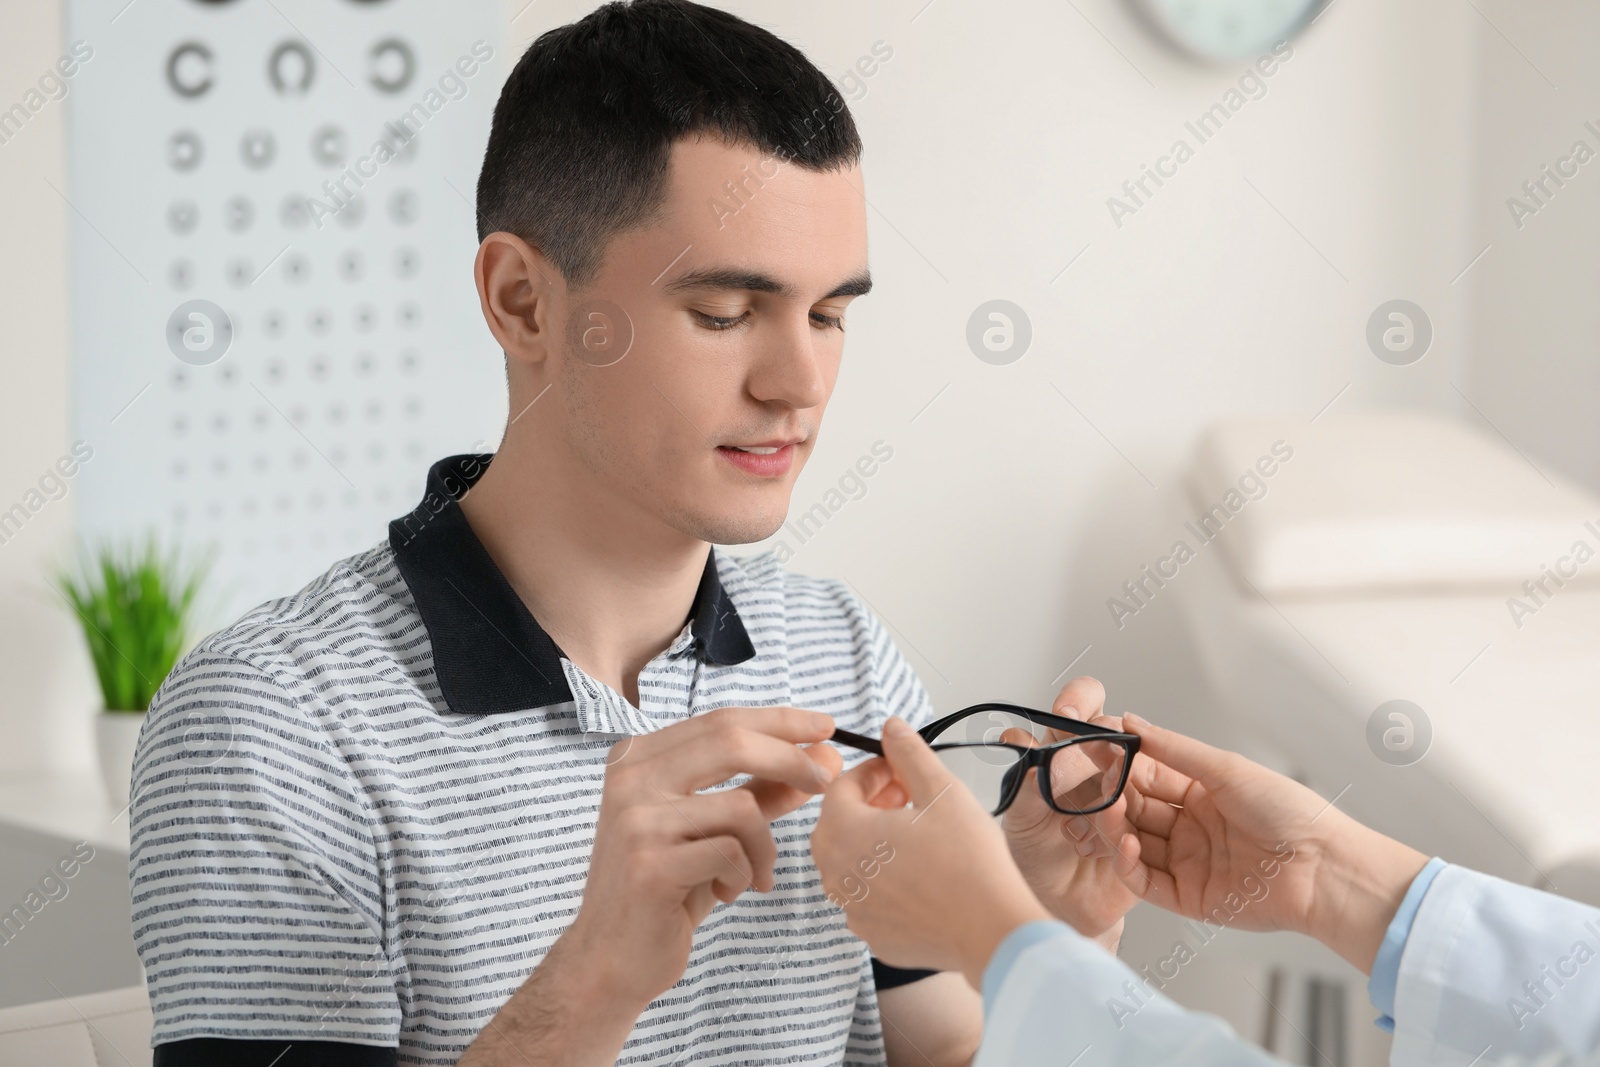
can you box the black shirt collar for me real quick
[388,453,755,715]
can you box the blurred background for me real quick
[2,0,1598,1063]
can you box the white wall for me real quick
[0,0,99,773]
[0,0,1487,764]
[1467,0,1600,495]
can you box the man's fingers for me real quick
[620,704,827,763]
[644,709,840,797]
[702,705,838,743]
[656,788,780,892]
[811,740,844,781]
[686,882,720,926]
[710,868,750,905]
[668,834,754,898]
[634,704,836,765]
[742,743,844,822]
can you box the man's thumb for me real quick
[880,717,952,807]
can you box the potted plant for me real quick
[53,536,211,807]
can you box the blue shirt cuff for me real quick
[1367,856,1448,1032]
[981,920,1076,1017]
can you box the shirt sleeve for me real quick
[1366,856,1447,1031]
[154,1038,399,1065]
[129,647,400,1048]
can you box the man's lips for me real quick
[716,442,798,477]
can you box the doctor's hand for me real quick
[811,717,1054,993]
[998,676,1141,953]
[1107,715,1428,975]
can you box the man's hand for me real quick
[460,705,842,1066]
[1107,714,1428,974]
[998,676,1141,953]
[811,718,1053,994]
[572,705,843,1003]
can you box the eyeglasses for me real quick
[830,702,1140,817]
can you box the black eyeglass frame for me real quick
[830,701,1141,817]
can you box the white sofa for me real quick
[0,986,151,1067]
[1172,412,1600,899]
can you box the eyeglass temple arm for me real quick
[828,727,884,756]
[918,703,1129,742]
[827,717,1133,759]
[1027,711,1128,737]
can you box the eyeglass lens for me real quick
[925,709,1127,815]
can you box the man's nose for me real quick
[747,315,828,410]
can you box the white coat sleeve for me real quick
[973,921,1289,1067]
[1390,865,1600,1067]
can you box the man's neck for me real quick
[456,435,710,707]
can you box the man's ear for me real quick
[475,231,561,372]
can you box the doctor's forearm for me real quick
[1302,817,1430,976]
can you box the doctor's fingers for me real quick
[1052,675,1107,720]
[820,753,899,808]
[1062,810,1127,859]
[818,768,911,827]
[1122,781,1183,838]
[1115,834,1181,910]
[1130,827,1172,873]
[1124,744,1197,808]
[1062,791,1134,845]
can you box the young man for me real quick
[129,2,986,1063]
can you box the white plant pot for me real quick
[95,710,146,809]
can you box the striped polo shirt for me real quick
[128,452,936,1066]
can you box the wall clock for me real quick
[1131,0,1328,62]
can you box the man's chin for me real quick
[680,500,791,547]
[698,514,789,546]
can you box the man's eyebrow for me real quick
[661,266,872,301]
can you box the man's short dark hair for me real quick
[476,0,862,288]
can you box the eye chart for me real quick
[66,0,507,625]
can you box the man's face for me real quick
[544,137,870,545]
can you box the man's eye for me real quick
[692,310,747,331]
[810,311,844,332]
